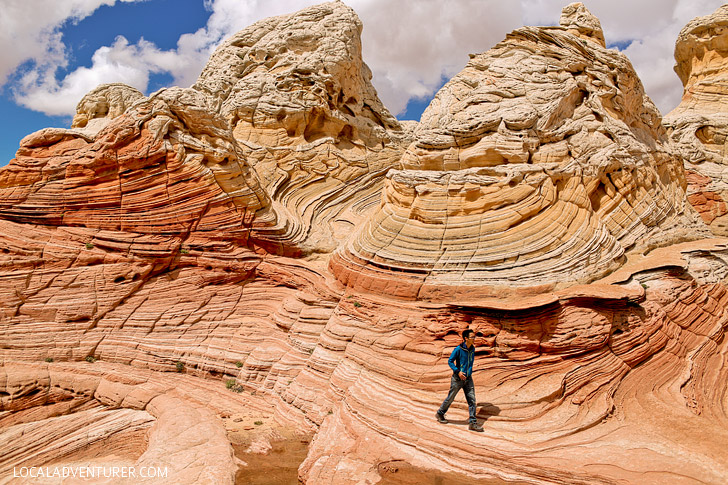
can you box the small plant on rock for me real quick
[254,420,263,426]
[226,378,243,393]
[352,301,362,308]
[85,243,94,250]
[175,361,185,373]
[45,357,54,363]
[85,356,96,363]
[235,361,243,368]
[180,248,189,254]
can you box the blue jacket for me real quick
[448,342,475,377]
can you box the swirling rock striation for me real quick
[195,1,409,253]
[332,3,708,298]
[664,5,728,236]
[0,85,274,249]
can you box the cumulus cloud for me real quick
[0,0,141,87]
[15,36,180,115]
[349,0,522,115]
[3,0,728,118]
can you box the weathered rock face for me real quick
[1,3,727,485]
[332,3,708,298]
[665,5,728,236]
[0,86,273,243]
[195,1,408,253]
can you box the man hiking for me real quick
[436,329,484,432]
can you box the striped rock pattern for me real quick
[664,5,728,236]
[0,85,275,249]
[332,3,708,298]
[301,240,728,484]
[195,1,408,254]
[0,2,727,485]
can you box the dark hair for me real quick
[462,329,474,340]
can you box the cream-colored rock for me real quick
[194,1,408,253]
[71,83,145,136]
[664,5,728,236]
[559,2,606,47]
[333,3,708,297]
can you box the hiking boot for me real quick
[468,422,484,432]
[436,412,448,424]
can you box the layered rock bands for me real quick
[1,2,727,485]
[332,2,708,298]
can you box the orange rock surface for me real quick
[1,2,727,484]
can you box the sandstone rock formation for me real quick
[0,2,727,485]
[665,5,728,236]
[195,1,408,253]
[332,2,708,298]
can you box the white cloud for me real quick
[349,0,523,115]
[3,0,728,119]
[15,36,178,115]
[0,0,142,86]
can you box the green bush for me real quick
[254,420,263,426]
[175,361,185,372]
[85,243,94,250]
[180,248,189,254]
[226,378,243,393]
[45,357,54,363]
[85,356,96,363]
[352,301,362,308]
[235,361,243,368]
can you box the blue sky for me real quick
[1,0,725,167]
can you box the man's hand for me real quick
[458,372,466,381]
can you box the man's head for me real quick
[462,329,475,346]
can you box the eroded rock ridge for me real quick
[665,5,728,236]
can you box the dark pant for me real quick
[438,375,477,424]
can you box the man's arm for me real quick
[447,346,460,374]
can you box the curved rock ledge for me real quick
[0,87,274,247]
